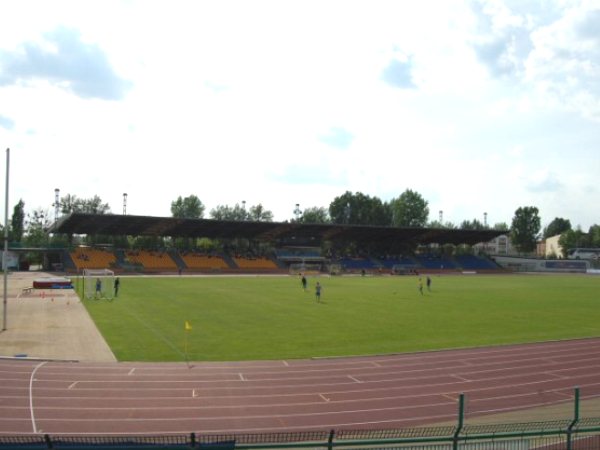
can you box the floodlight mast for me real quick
[53,188,60,223]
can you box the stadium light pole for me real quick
[3,148,10,331]
[123,193,128,215]
[293,203,301,222]
[53,188,60,223]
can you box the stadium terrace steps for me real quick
[415,254,457,270]
[232,256,279,270]
[180,252,230,270]
[168,249,187,270]
[70,248,117,271]
[454,254,501,270]
[124,250,178,271]
[60,247,502,275]
[62,250,77,271]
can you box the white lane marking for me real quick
[282,360,289,367]
[29,361,47,434]
[348,375,362,383]
[239,373,245,381]
[452,374,471,382]
[319,393,330,402]
[128,368,136,376]
[68,382,78,390]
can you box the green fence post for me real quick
[567,387,580,450]
[453,393,465,450]
[574,386,580,422]
[327,429,335,450]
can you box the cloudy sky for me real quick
[0,0,598,229]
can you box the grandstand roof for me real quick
[49,213,504,246]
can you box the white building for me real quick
[544,234,563,258]
[474,234,516,255]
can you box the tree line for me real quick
[4,190,599,258]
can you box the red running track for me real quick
[1,338,600,435]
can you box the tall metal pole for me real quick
[3,148,10,331]
[54,188,60,222]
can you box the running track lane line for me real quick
[29,361,47,434]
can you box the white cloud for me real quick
[526,170,564,193]
[524,2,600,120]
[0,27,132,100]
[0,0,598,230]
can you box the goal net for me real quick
[83,268,115,300]
[289,262,322,275]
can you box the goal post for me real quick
[289,262,323,275]
[82,268,115,300]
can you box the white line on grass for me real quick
[122,306,186,359]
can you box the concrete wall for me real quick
[492,255,589,273]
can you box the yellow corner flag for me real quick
[184,320,192,331]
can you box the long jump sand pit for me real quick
[0,272,115,362]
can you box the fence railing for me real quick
[1,390,600,450]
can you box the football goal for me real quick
[83,268,115,300]
[289,262,322,275]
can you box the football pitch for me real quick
[81,274,600,362]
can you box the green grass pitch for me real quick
[80,274,600,362]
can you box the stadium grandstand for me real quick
[40,213,505,275]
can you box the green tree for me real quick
[23,208,51,249]
[297,206,330,224]
[60,194,111,214]
[510,206,541,253]
[460,219,486,230]
[248,204,273,222]
[329,191,390,225]
[210,203,248,221]
[171,195,205,219]
[60,194,79,214]
[558,227,589,257]
[389,189,429,227]
[587,224,600,247]
[10,199,25,242]
[494,222,509,231]
[428,220,455,229]
[543,217,571,239]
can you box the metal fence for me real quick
[2,391,600,450]
[1,423,600,450]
